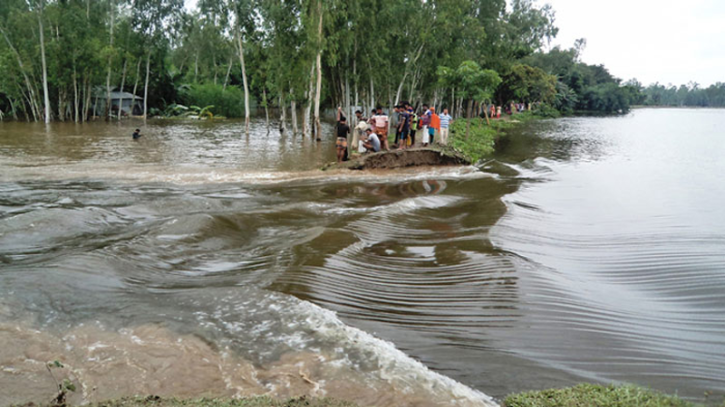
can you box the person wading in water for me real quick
[336,107,350,163]
[132,129,143,140]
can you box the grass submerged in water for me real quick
[504,384,701,407]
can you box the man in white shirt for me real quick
[439,108,453,145]
[371,108,390,151]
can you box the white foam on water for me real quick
[0,161,491,186]
[288,299,499,406]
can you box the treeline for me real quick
[0,0,715,129]
[637,82,725,108]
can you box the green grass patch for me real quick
[504,384,698,407]
[448,118,513,163]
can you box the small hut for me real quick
[92,88,143,117]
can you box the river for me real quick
[1,108,724,406]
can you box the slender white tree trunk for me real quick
[290,88,298,135]
[194,52,199,83]
[38,0,51,123]
[143,52,151,119]
[132,59,141,116]
[279,91,286,133]
[262,88,270,132]
[369,75,375,113]
[235,27,250,133]
[345,72,351,125]
[1,28,40,121]
[451,87,455,117]
[222,57,233,91]
[303,61,314,136]
[105,1,115,120]
[73,65,79,123]
[118,59,127,120]
[313,0,323,139]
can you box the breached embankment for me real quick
[322,146,471,171]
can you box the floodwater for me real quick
[0,109,723,406]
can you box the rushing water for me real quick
[1,109,724,406]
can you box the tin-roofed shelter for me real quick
[92,89,143,117]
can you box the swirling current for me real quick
[1,108,724,406]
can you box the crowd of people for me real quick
[334,103,454,163]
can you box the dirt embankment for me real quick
[322,147,470,171]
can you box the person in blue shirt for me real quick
[439,108,453,145]
[362,128,381,153]
[132,129,142,140]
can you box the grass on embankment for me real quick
[504,384,707,407]
[20,384,715,407]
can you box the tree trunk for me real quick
[483,100,490,126]
[222,57,232,91]
[143,52,151,119]
[313,0,323,140]
[118,59,127,120]
[213,55,218,85]
[345,71,351,125]
[263,88,270,132]
[1,27,40,122]
[9,97,18,120]
[451,87,455,117]
[290,89,298,135]
[279,91,286,133]
[303,61,314,136]
[369,75,375,113]
[105,0,115,120]
[73,65,79,123]
[132,59,141,116]
[235,27,250,133]
[38,0,51,123]
[83,77,91,122]
[353,50,359,120]
[465,99,472,139]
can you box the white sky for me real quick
[544,0,725,86]
[183,0,725,87]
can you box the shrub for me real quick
[181,83,248,118]
[449,118,501,163]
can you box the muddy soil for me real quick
[323,147,470,170]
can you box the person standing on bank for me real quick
[428,107,440,145]
[372,107,390,151]
[353,110,368,153]
[439,108,452,145]
[336,107,350,163]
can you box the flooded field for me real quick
[1,109,724,405]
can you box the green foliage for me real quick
[181,84,246,118]
[531,103,561,118]
[552,81,578,113]
[504,383,698,407]
[523,43,643,114]
[642,82,725,107]
[448,118,501,162]
[579,83,632,114]
[497,64,557,105]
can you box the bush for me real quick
[181,83,248,118]
[532,103,561,118]
[449,118,501,163]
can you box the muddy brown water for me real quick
[1,109,724,406]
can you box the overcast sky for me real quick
[184,0,724,87]
[543,0,724,86]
